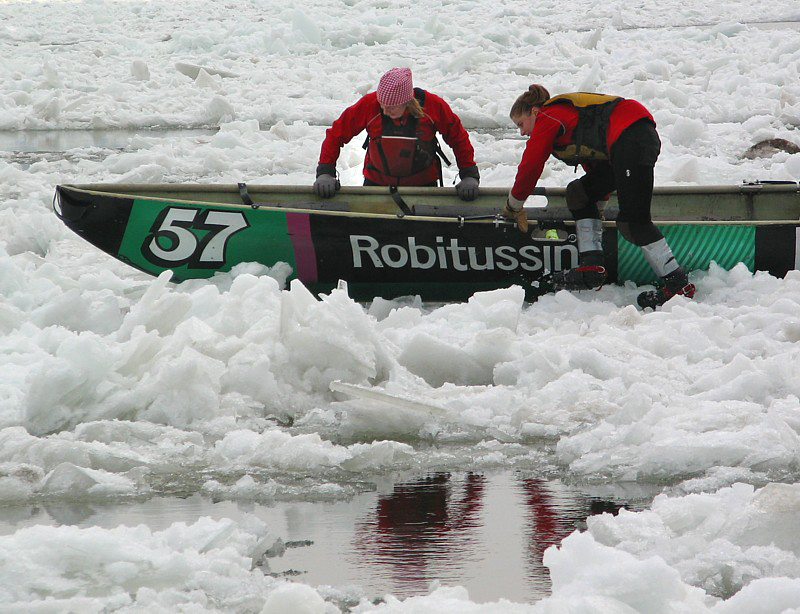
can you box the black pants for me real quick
[580,119,660,221]
[576,120,663,244]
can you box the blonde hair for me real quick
[510,84,551,118]
[407,98,425,118]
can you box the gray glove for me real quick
[456,166,480,201]
[313,174,338,198]
[455,176,479,201]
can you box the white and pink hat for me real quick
[377,67,414,106]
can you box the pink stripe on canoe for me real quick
[286,212,318,283]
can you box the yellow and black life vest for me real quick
[543,93,622,165]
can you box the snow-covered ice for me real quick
[1,0,800,611]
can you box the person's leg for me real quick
[550,166,613,289]
[567,175,606,257]
[612,121,695,307]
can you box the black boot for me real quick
[637,268,696,310]
[549,250,607,291]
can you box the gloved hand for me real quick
[313,174,338,198]
[502,202,529,233]
[314,163,340,198]
[456,166,480,201]
[455,177,479,201]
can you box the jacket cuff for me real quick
[507,191,526,211]
[316,164,336,178]
[459,165,480,181]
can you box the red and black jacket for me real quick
[318,88,478,187]
[510,94,654,203]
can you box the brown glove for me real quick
[502,203,528,233]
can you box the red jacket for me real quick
[510,97,654,202]
[319,91,477,186]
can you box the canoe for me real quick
[53,181,800,302]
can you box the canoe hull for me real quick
[54,183,800,301]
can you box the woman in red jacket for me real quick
[314,67,480,201]
[506,84,695,309]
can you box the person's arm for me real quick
[425,92,480,200]
[318,93,376,170]
[503,114,562,231]
[315,94,376,197]
[508,114,562,207]
[425,93,476,168]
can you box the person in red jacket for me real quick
[506,84,695,309]
[314,67,480,201]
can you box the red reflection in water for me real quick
[354,472,485,594]
[354,472,625,599]
[519,479,584,590]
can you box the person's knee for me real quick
[566,179,591,212]
[617,221,662,245]
[566,179,599,219]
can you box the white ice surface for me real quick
[1,0,800,611]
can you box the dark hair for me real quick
[509,84,551,118]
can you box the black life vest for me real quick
[363,88,449,186]
[543,93,622,165]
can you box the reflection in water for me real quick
[354,472,626,601]
[521,479,573,594]
[519,479,624,593]
[0,471,634,604]
[354,473,485,595]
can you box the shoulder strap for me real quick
[412,87,450,169]
[362,113,382,150]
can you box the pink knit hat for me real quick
[377,67,414,106]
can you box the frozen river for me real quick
[2,0,800,609]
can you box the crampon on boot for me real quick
[548,251,607,291]
[637,268,696,310]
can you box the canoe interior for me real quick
[60,181,800,222]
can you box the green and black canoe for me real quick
[54,181,800,302]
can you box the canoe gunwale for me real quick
[56,181,800,225]
[59,180,800,197]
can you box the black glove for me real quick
[455,165,480,201]
[313,164,339,198]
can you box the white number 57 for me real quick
[142,207,249,268]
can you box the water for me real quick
[0,470,652,605]
[0,128,216,153]
[0,128,220,172]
